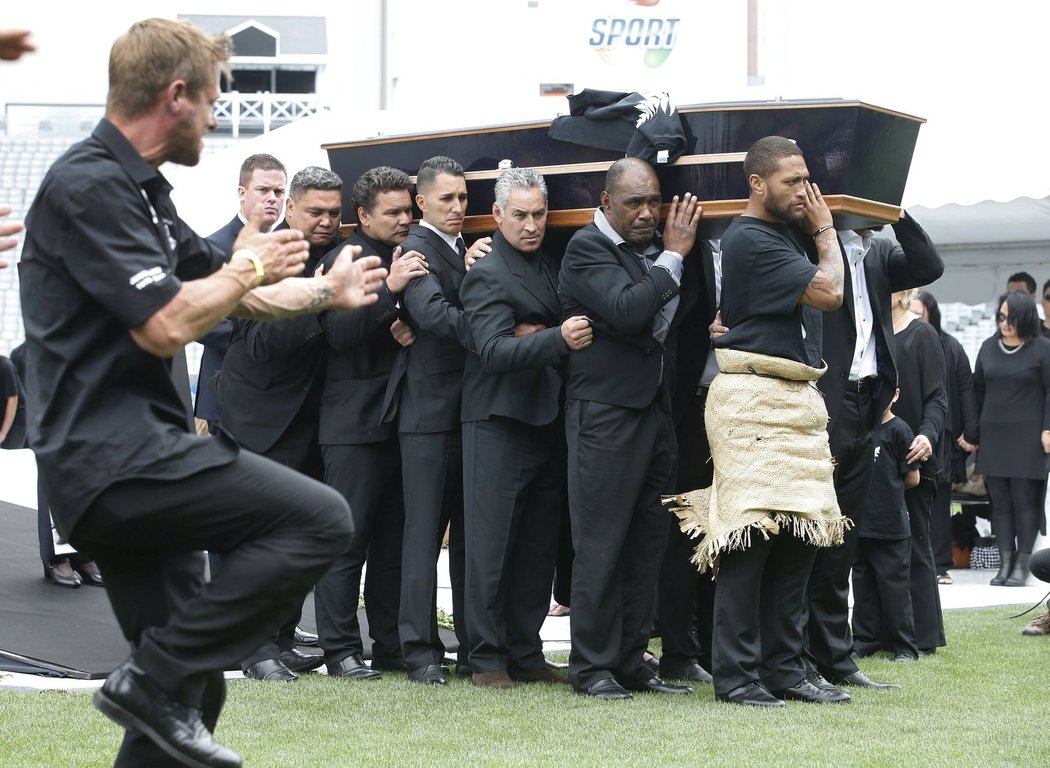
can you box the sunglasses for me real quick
[995,312,1015,324]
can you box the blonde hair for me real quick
[107,18,230,119]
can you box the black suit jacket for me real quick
[216,231,340,453]
[195,215,243,423]
[381,223,477,433]
[460,230,568,425]
[819,216,944,432]
[558,222,694,409]
[318,230,403,445]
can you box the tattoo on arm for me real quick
[308,280,333,310]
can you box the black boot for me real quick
[990,550,1014,586]
[1005,552,1031,587]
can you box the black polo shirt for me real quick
[714,216,823,367]
[18,119,237,537]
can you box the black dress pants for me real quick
[398,430,467,669]
[565,399,674,690]
[657,386,715,671]
[906,478,946,651]
[851,536,918,657]
[463,417,563,673]
[712,530,817,696]
[315,439,405,664]
[68,449,351,766]
[805,384,873,680]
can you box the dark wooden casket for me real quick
[323,98,924,240]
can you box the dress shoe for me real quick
[243,659,298,682]
[833,670,900,689]
[279,648,324,675]
[641,650,660,674]
[408,664,447,686]
[659,662,713,684]
[472,670,514,689]
[327,654,381,681]
[626,675,693,695]
[74,560,104,586]
[716,681,785,708]
[575,678,632,700]
[891,652,918,663]
[772,679,851,703]
[44,560,81,588]
[508,666,569,685]
[804,672,847,696]
[293,626,319,647]
[94,658,242,768]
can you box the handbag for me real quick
[968,536,1000,569]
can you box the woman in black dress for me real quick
[974,290,1050,586]
[910,291,980,583]
[891,289,948,654]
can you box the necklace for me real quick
[998,339,1024,355]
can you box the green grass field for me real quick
[1,606,1046,768]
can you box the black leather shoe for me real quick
[833,670,900,689]
[626,675,693,695]
[279,648,324,674]
[94,658,242,768]
[74,560,104,586]
[328,654,382,681]
[44,560,81,588]
[293,626,319,647]
[659,662,713,683]
[772,679,851,703]
[716,681,785,708]
[408,664,447,686]
[576,678,632,700]
[243,659,298,682]
[891,652,917,663]
[804,672,846,695]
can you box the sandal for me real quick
[547,602,570,617]
[936,573,953,585]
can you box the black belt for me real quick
[848,377,877,393]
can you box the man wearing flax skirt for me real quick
[671,135,850,708]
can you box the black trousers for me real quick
[463,417,563,673]
[805,385,874,680]
[712,530,817,696]
[906,479,946,651]
[239,419,324,666]
[68,449,351,766]
[565,399,674,690]
[398,430,467,669]
[315,440,405,664]
[852,536,918,657]
[930,479,955,573]
[987,476,1045,555]
[657,385,715,671]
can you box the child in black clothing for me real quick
[851,389,922,661]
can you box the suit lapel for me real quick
[500,236,560,318]
[418,225,464,275]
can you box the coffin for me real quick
[323,98,925,240]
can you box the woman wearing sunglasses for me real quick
[973,290,1050,586]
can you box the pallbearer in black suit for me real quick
[459,168,592,689]
[382,156,480,685]
[314,167,428,681]
[199,154,287,435]
[217,166,347,682]
[558,157,700,700]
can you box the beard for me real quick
[763,195,804,226]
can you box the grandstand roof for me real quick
[179,15,327,55]
[909,196,1050,249]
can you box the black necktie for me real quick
[456,237,466,258]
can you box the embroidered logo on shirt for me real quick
[129,267,168,290]
[873,445,881,462]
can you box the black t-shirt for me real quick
[860,416,916,539]
[18,119,237,536]
[0,354,26,449]
[714,216,822,367]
